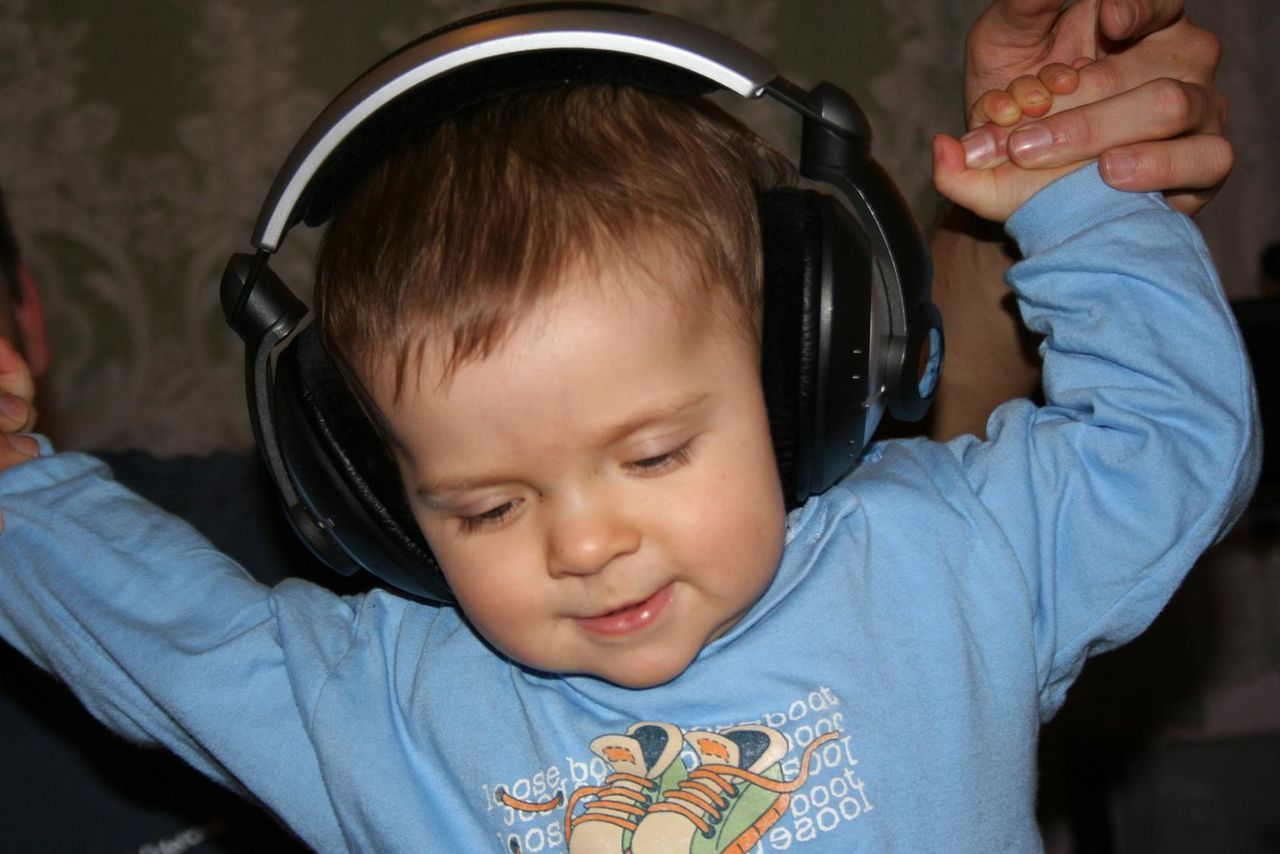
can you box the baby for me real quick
[0,23,1257,854]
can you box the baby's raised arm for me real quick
[0,420,348,849]
[928,1,1232,441]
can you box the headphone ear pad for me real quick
[274,325,450,600]
[758,187,824,510]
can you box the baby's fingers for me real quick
[1038,62,1080,96]
[969,64,1079,131]
[935,133,1083,224]
[933,134,1010,222]
[1006,74,1052,119]
[969,89,1022,129]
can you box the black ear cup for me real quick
[795,83,938,427]
[272,326,450,601]
[759,187,821,509]
[759,186,877,509]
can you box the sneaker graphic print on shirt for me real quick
[629,725,798,854]
[561,722,689,853]
[495,708,864,853]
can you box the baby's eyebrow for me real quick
[415,392,713,503]
[594,391,713,447]
[416,473,511,506]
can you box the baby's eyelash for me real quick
[452,445,694,531]
[457,500,519,533]
[627,444,693,475]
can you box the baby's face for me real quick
[371,251,786,688]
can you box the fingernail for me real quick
[1046,68,1073,88]
[1102,152,1137,183]
[961,128,996,168]
[1023,90,1049,109]
[992,99,1021,123]
[1009,124,1054,162]
[0,392,26,420]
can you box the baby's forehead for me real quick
[377,283,764,479]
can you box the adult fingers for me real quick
[1064,19,1221,109]
[1006,77,1223,168]
[934,133,1080,223]
[1100,134,1234,214]
[1098,0,1186,42]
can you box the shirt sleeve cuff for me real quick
[1005,162,1171,257]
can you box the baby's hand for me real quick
[934,62,1093,222]
[967,62,1085,133]
[0,337,39,468]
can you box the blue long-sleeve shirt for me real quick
[0,167,1260,852]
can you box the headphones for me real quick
[220,2,943,603]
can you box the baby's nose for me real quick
[545,498,640,577]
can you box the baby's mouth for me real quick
[574,583,674,636]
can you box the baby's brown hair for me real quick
[315,84,790,400]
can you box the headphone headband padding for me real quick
[299,51,715,231]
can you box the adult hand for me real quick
[962,0,1229,214]
[920,0,1231,442]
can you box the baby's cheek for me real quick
[712,490,786,591]
[450,578,528,651]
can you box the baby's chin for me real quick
[519,647,701,690]
[572,659,696,690]
[511,611,754,689]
